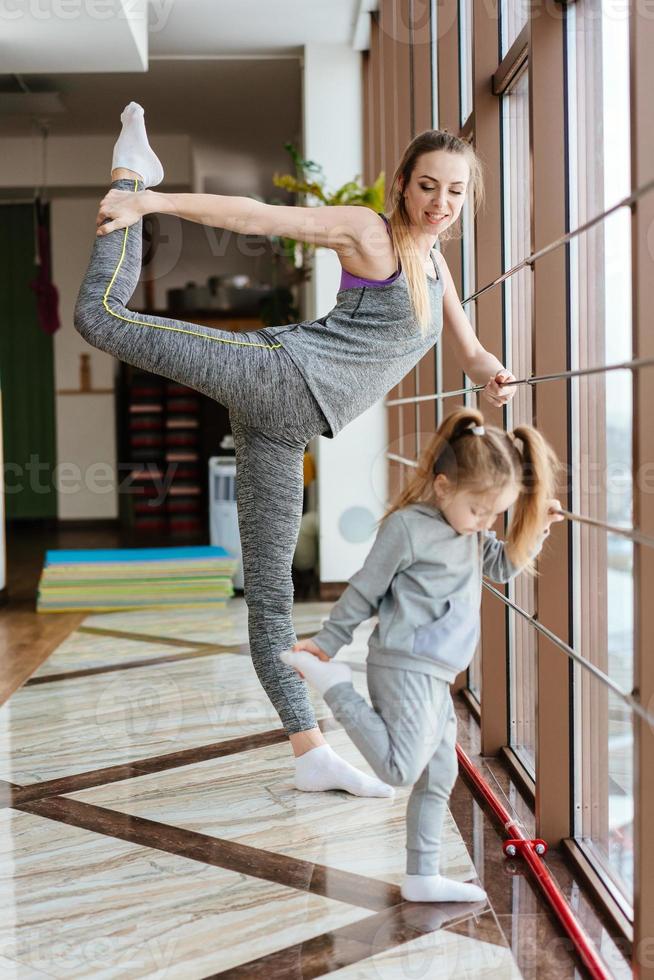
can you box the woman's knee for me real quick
[73,289,91,338]
[240,546,295,606]
[73,289,106,348]
[241,576,294,625]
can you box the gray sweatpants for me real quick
[324,665,459,875]
[74,178,330,734]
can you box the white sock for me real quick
[279,650,352,696]
[401,873,487,904]
[111,102,164,188]
[294,743,394,798]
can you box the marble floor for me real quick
[0,599,632,979]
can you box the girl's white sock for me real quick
[279,650,352,696]
[401,873,487,904]
[293,743,394,797]
[111,102,164,188]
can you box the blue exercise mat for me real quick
[45,546,231,565]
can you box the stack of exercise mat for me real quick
[36,545,238,613]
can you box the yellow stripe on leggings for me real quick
[101,178,283,350]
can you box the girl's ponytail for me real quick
[504,426,560,573]
[383,406,486,521]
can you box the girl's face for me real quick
[401,150,470,236]
[433,476,520,535]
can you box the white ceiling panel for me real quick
[147,0,359,56]
[3,0,148,73]
[2,0,360,75]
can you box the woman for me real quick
[75,103,516,797]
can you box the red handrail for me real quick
[456,742,614,980]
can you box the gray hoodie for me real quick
[312,501,550,683]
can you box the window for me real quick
[500,0,528,58]
[431,0,439,130]
[459,0,473,126]
[501,67,536,770]
[566,0,634,903]
[460,170,482,701]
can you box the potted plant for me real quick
[258,143,385,327]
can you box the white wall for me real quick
[302,42,388,583]
[56,394,118,520]
[52,197,127,519]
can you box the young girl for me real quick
[281,407,563,904]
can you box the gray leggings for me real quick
[74,178,330,735]
[324,665,459,875]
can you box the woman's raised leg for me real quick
[73,176,286,415]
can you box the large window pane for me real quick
[500,0,527,58]
[431,0,439,130]
[566,0,633,903]
[501,68,535,772]
[461,170,481,701]
[459,0,473,125]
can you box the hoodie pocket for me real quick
[412,596,481,672]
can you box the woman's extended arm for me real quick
[96,187,364,250]
[436,251,517,408]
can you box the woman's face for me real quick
[401,150,470,235]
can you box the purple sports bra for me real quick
[338,213,443,292]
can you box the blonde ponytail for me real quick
[504,427,561,574]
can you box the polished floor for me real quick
[0,598,633,978]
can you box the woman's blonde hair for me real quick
[383,407,561,576]
[387,130,485,336]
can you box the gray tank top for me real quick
[258,214,444,438]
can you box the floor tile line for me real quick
[77,625,225,648]
[8,729,291,805]
[24,645,242,685]
[7,718,341,806]
[200,900,482,979]
[76,625,317,649]
[24,630,320,685]
[0,779,23,808]
[441,905,515,953]
[16,795,402,913]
